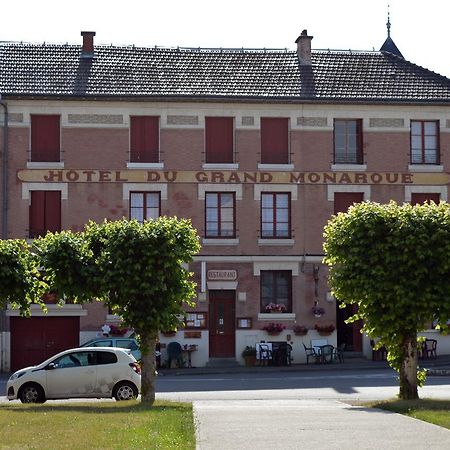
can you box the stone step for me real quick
[206,358,239,368]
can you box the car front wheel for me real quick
[113,381,138,401]
[19,383,46,404]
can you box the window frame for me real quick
[129,191,161,223]
[410,120,440,165]
[260,192,291,239]
[205,117,234,164]
[205,192,236,239]
[260,117,289,164]
[129,116,160,163]
[333,119,363,165]
[260,270,292,313]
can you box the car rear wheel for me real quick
[113,381,138,401]
[19,383,46,404]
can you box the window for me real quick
[29,191,61,238]
[205,117,234,163]
[261,271,292,313]
[411,120,439,164]
[130,116,159,163]
[261,118,289,164]
[205,192,235,238]
[261,192,290,238]
[31,115,60,162]
[130,192,160,223]
[411,193,440,205]
[333,119,363,164]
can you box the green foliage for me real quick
[324,201,450,392]
[83,217,201,334]
[0,239,46,316]
[35,230,100,304]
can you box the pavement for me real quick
[167,355,450,450]
[2,356,450,449]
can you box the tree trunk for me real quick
[398,334,419,400]
[140,331,158,405]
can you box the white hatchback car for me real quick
[7,347,141,403]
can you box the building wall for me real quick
[2,99,450,368]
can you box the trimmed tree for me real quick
[37,218,200,405]
[323,201,450,400]
[0,239,46,315]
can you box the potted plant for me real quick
[265,303,287,313]
[312,301,325,318]
[241,346,257,366]
[314,323,336,336]
[109,324,128,336]
[262,322,286,336]
[293,324,308,336]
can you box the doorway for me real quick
[209,290,236,358]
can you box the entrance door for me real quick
[209,290,235,357]
[10,317,80,371]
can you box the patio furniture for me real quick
[270,342,292,366]
[319,344,335,364]
[423,339,437,359]
[166,341,183,368]
[333,343,346,363]
[303,343,318,364]
[370,339,387,361]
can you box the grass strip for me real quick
[367,398,450,429]
[0,400,195,450]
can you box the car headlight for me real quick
[9,371,26,381]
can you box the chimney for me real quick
[295,29,313,65]
[81,31,96,57]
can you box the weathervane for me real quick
[386,4,391,38]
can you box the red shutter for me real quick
[261,118,289,164]
[45,191,61,232]
[31,115,60,162]
[29,191,46,238]
[205,117,233,163]
[29,191,61,237]
[411,193,440,205]
[334,192,364,214]
[130,116,159,163]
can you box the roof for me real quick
[379,36,404,59]
[1,42,449,103]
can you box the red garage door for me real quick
[10,317,80,371]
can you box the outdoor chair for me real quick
[424,339,437,359]
[303,343,317,364]
[166,341,184,368]
[320,344,335,364]
[333,343,346,363]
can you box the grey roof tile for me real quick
[0,43,449,102]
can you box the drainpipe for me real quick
[0,96,8,240]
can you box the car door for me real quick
[45,351,97,398]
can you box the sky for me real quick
[2,0,449,78]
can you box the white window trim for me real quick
[207,281,238,290]
[198,183,242,200]
[327,185,371,202]
[202,163,239,170]
[27,162,65,169]
[202,238,240,245]
[122,183,168,200]
[257,163,294,171]
[258,238,295,246]
[127,162,164,169]
[258,313,296,321]
[253,262,299,276]
[22,182,68,201]
[331,164,367,171]
[254,184,298,201]
[405,185,447,202]
[408,164,444,173]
